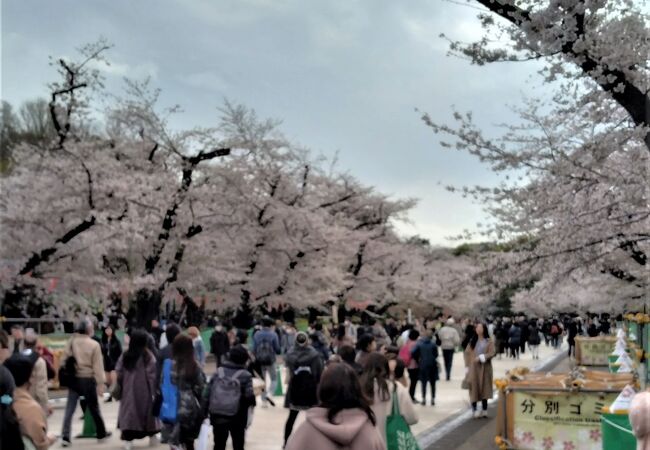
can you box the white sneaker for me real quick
[149,435,160,446]
[481,409,488,418]
[473,410,481,419]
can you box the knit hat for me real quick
[4,354,36,387]
[295,332,308,346]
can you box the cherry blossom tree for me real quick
[2,43,488,323]
[426,0,649,311]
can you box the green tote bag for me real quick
[386,384,421,450]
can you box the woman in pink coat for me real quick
[285,362,386,450]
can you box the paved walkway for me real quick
[421,349,570,450]
[47,344,565,449]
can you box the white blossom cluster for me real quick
[0,44,485,318]
[427,0,649,314]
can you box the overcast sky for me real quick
[1,0,547,245]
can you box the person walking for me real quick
[411,329,439,405]
[527,321,541,360]
[21,332,49,415]
[9,325,25,355]
[518,318,529,355]
[360,353,417,445]
[397,329,419,401]
[187,327,206,368]
[5,354,57,450]
[156,323,181,382]
[283,332,324,447]
[101,324,122,402]
[116,330,160,450]
[508,323,521,359]
[309,332,331,363]
[60,319,111,447]
[549,319,562,349]
[209,321,230,368]
[160,334,207,450]
[464,323,495,418]
[567,318,578,357]
[438,318,460,381]
[206,345,256,450]
[337,345,363,375]
[251,317,280,407]
[355,334,376,369]
[284,362,385,450]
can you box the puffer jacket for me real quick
[285,407,386,450]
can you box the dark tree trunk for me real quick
[132,288,161,330]
[233,290,254,329]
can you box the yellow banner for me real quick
[509,391,618,450]
[576,337,616,366]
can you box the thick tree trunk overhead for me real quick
[473,0,650,151]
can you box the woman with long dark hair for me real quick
[116,329,160,450]
[360,353,417,445]
[464,322,495,418]
[101,324,122,402]
[161,334,206,450]
[285,362,384,450]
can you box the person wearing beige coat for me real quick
[23,333,50,415]
[464,322,495,419]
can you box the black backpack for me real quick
[58,340,78,388]
[288,366,318,408]
[255,340,275,366]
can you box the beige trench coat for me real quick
[464,339,495,403]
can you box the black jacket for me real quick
[206,360,256,423]
[210,330,230,358]
[101,336,122,371]
[284,345,323,409]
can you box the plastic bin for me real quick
[601,413,636,450]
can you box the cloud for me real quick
[89,59,159,79]
[182,71,229,93]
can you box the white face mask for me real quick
[215,325,223,332]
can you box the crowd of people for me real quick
[0,311,620,450]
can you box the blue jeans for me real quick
[261,363,277,401]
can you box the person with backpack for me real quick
[527,321,541,360]
[60,319,111,447]
[251,317,280,407]
[549,319,562,349]
[283,332,324,447]
[284,362,385,450]
[206,345,256,450]
[5,354,57,450]
[160,334,206,450]
[410,329,439,406]
[508,323,521,359]
[397,329,419,402]
[116,330,160,450]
